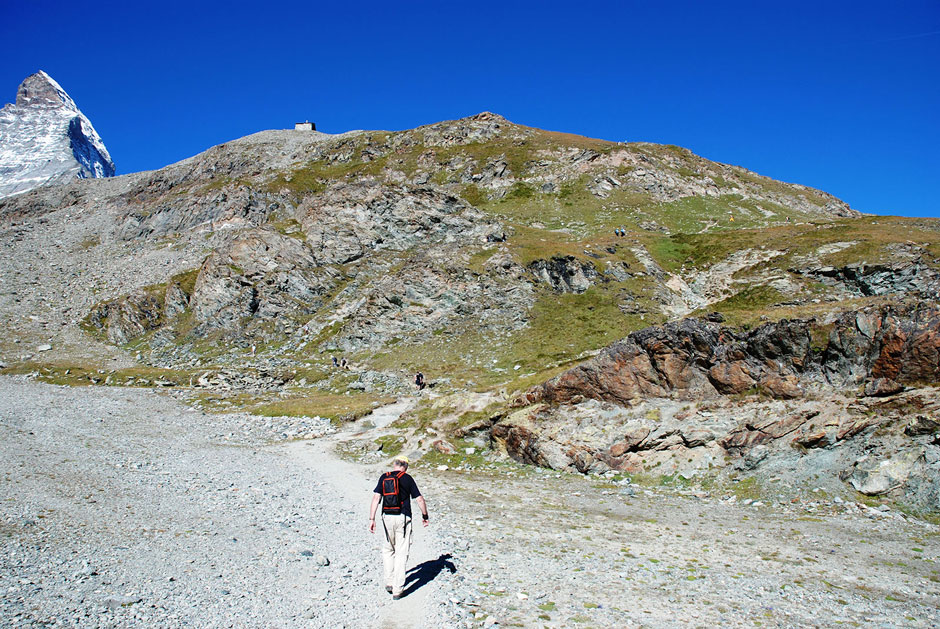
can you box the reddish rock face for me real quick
[793,429,830,449]
[899,317,940,383]
[524,304,940,408]
[491,422,546,467]
[873,323,907,381]
[608,442,629,457]
[708,361,755,394]
[758,374,802,399]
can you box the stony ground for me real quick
[2,377,938,628]
[0,377,443,628]
[426,467,940,627]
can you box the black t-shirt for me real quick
[373,472,421,518]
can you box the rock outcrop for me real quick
[493,305,940,511]
[520,304,940,406]
[528,256,602,293]
[0,71,114,199]
[793,259,940,298]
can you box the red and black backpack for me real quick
[381,470,406,514]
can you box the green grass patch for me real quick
[500,284,658,375]
[459,184,487,207]
[268,216,307,240]
[373,435,405,457]
[77,235,100,250]
[710,284,787,313]
[730,476,763,501]
[0,362,196,388]
[250,392,394,424]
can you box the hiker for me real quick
[414,371,425,390]
[340,357,348,370]
[369,456,429,599]
[331,355,339,368]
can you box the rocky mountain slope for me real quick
[1,111,937,513]
[0,71,114,199]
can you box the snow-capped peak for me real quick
[0,71,115,199]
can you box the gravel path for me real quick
[0,377,443,627]
[2,376,939,628]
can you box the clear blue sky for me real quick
[2,0,938,217]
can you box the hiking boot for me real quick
[392,594,402,600]
[385,586,393,594]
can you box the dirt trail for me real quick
[285,401,442,629]
[0,379,445,628]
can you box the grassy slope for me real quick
[259,123,939,396]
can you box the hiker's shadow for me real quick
[401,553,456,597]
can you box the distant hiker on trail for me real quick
[340,357,349,370]
[331,355,339,368]
[369,456,429,599]
[414,371,425,390]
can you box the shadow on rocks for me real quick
[401,553,457,598]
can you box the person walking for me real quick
[368,456,429,599]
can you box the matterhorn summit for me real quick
[0,71,115,199]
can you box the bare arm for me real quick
[416,496,429,527]
[368,493,380,533]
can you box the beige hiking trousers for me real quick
[381,513,413,595]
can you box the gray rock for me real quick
[864,378,903,397]
[846,450,923,495]
[905,415,940,437]
[528,256,601,294]
[103,595,142,610]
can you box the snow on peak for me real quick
[0,71,115,199]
